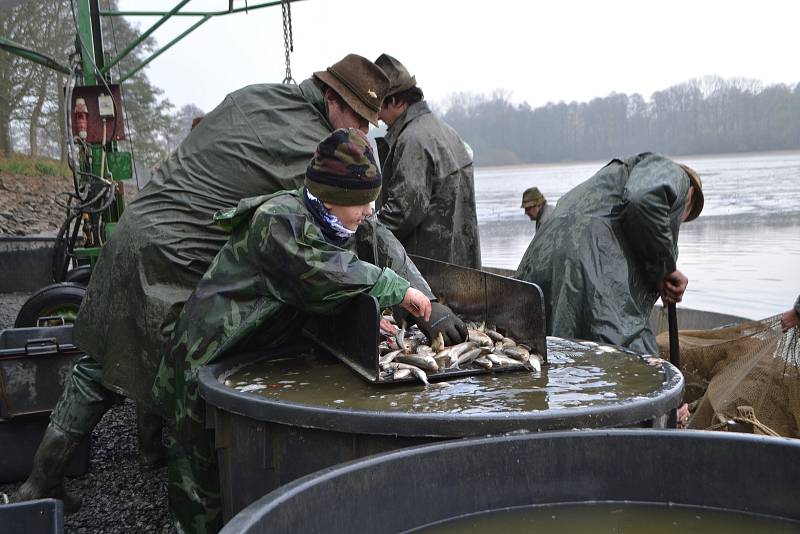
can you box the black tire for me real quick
[14,282,87,328]
[64,265,93,286]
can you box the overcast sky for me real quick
[115,0,799,114]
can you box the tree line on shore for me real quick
[440,77,800,166]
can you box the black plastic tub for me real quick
[0,498,63,533]
[220,429,800,533]
[200,341,683,521]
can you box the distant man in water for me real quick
[516,154,704,354]
[520,186,553,230]
[374,53,481,269]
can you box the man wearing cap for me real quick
[374,53,481,270]
[516,153,704,354]
[15,55,399,511]
[521,186,553,230]
[155,128,463,532]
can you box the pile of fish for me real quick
[378,318,542,386]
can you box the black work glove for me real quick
[412,302,468,346]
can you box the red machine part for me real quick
[70,84,126,143]
[74,98,89,140]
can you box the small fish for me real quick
[393,368,412,380]
[395,354,439,372]
[379,349,403,367]
[449,341,478,359]
[485,329,504,342]
[395,319,408,352]
[528,353,543,373]
[431,332,445,353]
[406,365,429,386]
[486,353,504,367]
[503,345,530,363]
[454,347,483,368]
[501,337,517,348]
[378,341,391,355]
[416,345,434,356]
[473,356,493,369]
[468,329,493,347]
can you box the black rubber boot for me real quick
[14,423,83,514]
[137,405,166,471]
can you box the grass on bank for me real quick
[0,153,71,178]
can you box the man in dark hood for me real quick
[374,53,481,271]
[516,154,704,354]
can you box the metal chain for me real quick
[281,0,295,84]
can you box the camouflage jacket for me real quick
[153,189,427,438]
[376,101,481,269]
[516,153,691,355]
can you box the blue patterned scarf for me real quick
[303,187,356,247]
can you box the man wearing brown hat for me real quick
[521,186,553,230]
[374,53,481,271]
[516,154,704,354]
[15,55,399,513]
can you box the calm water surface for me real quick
[475,151,800,318]
[225,338,669,413]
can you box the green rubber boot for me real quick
[14,423,83,514]
[137,405,166,471]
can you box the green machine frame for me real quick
[0,0,303,272]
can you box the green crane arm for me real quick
[0,36,70,75]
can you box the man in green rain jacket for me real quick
[15,55,398,511]
[374,54,481,270]
[516,153,704,355]
[154,128,461,533]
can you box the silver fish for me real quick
[395,319,408,352]
[485,329,504,342]
[393,368,412,380]
[431,331,445,353]
[468,329,493,347]
[455,347,483,368]
[529,353,543,373]
[501,337,517,348]
[473,356,493,369]
[395,354,439,372]
[503,345,530,362]
[379,349,403,367]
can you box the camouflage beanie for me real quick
[305,128,382,206]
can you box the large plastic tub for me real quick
[0,236,56,293]
[0,325,82,418]
[201,339,682,521]
[0,498,63,534]
[220,430,800,533]
[0,325,89,482]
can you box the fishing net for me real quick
[656,316,800,437]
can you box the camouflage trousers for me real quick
[164,361,224,534]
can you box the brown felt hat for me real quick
[679,164,704,222]
[314,54,389,127]
[375,53,417,97]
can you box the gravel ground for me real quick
[1,293,175,533]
